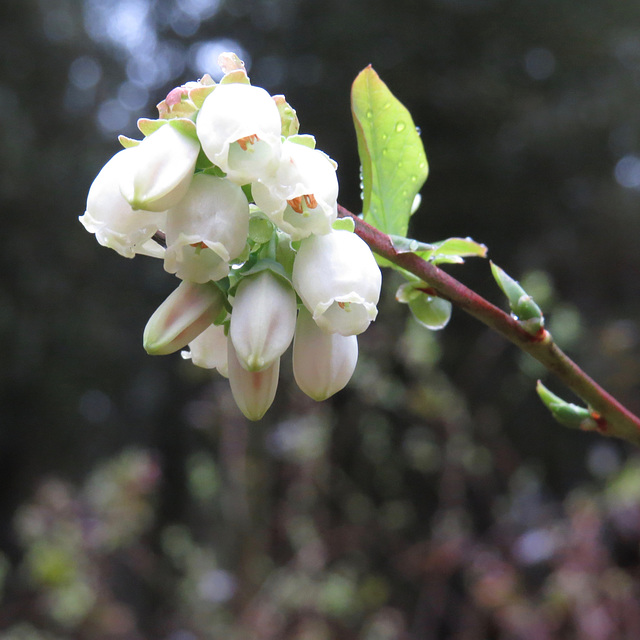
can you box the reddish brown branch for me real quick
[338,205,640,446]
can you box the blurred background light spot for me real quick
[118,80,150,111]
[97,99,131,134]
[78,389,113,424]
[84,0,155,55]
[198,569,236,603]
[614,154,640,188]
[40,0,76,42]
[524,47,556,80]
[513,528,556,564]
[190,39,250,80]
[587,442,621,479]
[177,0,220,20]
[69,56,103,90]
[170,10,201,38]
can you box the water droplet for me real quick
[415,126,422,135]
[398,162,404,168]
[381,133,388,141]
[395,121,406,132]
[383,102,391,110]
[410,175,417,182]
[381,148,388,156]
[366,109,374,119]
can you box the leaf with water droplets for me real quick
[351,66,429,239]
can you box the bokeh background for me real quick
[4,0,640,638]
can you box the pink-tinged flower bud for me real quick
[252,140,338,240]
[182,323,229,377]
[164,174,250,283]
[229,270,297,372]
[292,230,382,336]
[79,150,165,259]
[227,340,279,421]
[196,83,282,184]
[119,123,199,212]
[143,281,224,356]
[293,307,358,401]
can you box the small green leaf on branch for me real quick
[351,66,428,238]
[536,381,602,431]
[396,282,452,330]
[491,262,545,336]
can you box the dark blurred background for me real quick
[3,0,640,638]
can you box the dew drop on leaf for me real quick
[395,121,406,132]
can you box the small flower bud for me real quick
[252,140,338,240]
[292,230,382,336]
[164,174,250,283]
[182,323,229,377]
[229,270,297,372]
[143,281,224,356]
[119,123,200,212]
[79,150,165,259]
[196,83,282,184]
[228,339,279,421]
[293,307,358,401]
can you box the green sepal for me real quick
[234,258,292,289]
[118,135,140,149]
[276,231,296,276]
[286,134,316,149]
[273,95,300,137]
[351,65,428,237]
[199,163,226,176]
[248,216,275,244]
[137,118,166,137]
[169,118,198,141]
[491,262,544,334]
[536,381,599,430]
[190,83,216,109]
[220,70,250,85]
[333,217,355,233]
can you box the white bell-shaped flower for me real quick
[79,150,165,259]
[228,339,280,421]
[229,270,297,372]
[252,140,338,240]
[164,174,250,283]
[196,83,282,184]
[143,280,224,355]
[119,123,200,212]
[292,229,382,336]
[182,323,229,377]
[293,306,358,401]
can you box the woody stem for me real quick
[338,204,640,447]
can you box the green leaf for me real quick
[409,294,452,331]
[396,282,452,331]
[351,66,428,237]
[536,381,597,430]
[491,262,545,335]
[429,237,488,262]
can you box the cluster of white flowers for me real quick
[80,53,382,420]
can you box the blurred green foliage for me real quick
[3,0,640,637]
